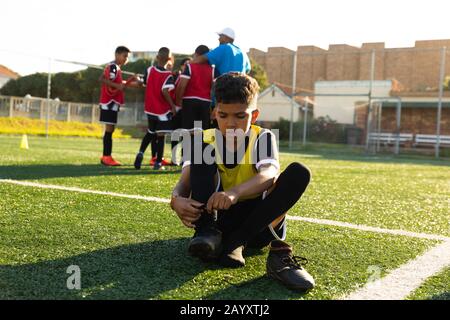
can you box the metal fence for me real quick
[0,95,146,126]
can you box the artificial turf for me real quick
[0,135,448,300]
[407,267,450,300]
[0,183,436,300]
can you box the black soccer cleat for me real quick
[134,152,144,170]
[188,226,222,262]
[266,240,315,291]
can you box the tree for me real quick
[0,59,153,103]
[78,67,102,102]
[122,58,152,76]
[249,58,269,92]
[52,72,82,102]
[1,73,48,97]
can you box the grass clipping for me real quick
[0,117,130,138]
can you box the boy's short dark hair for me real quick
[195,45,210,56]
[214,73,259,107]
[158,47,171,60]
[115,46,130,55]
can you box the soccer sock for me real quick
[156,136,165,163]
[191,162,217,204]
[151,138,157,158]
[103,131,113,156]
[223,162,311,252]
[139,132,155,154]
[190,142,218,228]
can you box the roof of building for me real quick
[0,65,20,79]
[259,83,314,106]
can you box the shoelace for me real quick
[281,255,309,270]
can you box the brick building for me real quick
[248,40,450,92]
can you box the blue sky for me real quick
[1,0,447,75]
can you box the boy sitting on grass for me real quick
[170,73,315,291]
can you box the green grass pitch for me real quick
[0,135,448,300]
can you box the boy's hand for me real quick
[125,75,138,85]
[171,196,203,228]
[207,190,239,212]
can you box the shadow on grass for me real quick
[429,292,450,300]
[0,164,181,180]
[0,238,307,300]
[203,275,308,300]
[0,238,199,300]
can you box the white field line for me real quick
[1,178,448,241]
[0,179,170,204]
[287,216,450,241]
[2,178,450,300]
[343,240,450,300]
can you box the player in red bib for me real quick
[99,46,138,166]
[134,47,177,170]
[175,45,216,132]
[149,57,191,167]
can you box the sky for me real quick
[1,0,449,75]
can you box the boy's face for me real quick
[218,34,231,45]
[166,60,173,71]
[115,52,129,66]
[215,102,259,137]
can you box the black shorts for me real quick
[216,196,287,249]
[99,102,121,125]
[181,98,211,130]
[147,114,173,134]
[172,109,183,130]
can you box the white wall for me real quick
[314,80,392,124]
[0,76,11,88]
[257,88,301,122]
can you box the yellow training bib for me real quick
[203,125,263,201]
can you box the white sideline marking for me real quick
[343,240,450,300]
[287,216,450,241]
[1,178,449,300]
[0,179,170,204]
[1,178,448,241]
